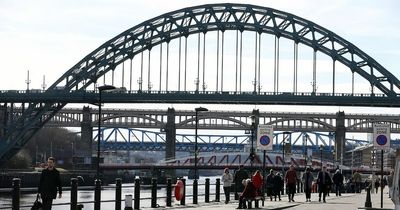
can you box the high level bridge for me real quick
[1,3,400,166]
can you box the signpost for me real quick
[257,124,273,199]
[373,123,390,209]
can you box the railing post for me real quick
[116,178,122,210]
[71,178,78,210]
[134,178,140,210]
[215,178,220,202]
[151,178,157,208]
[365,187,372,208]
[12,178,20,210]
[193,179,198,204]
[180,178,186,205]
[94,179,101,210]
[205,178,210,203]
[166,178,172,207]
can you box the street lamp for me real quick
[96,85,116,179]
[194,107,208,179]
[95,85,115,210]
[319,144,324,169]
[249,115,256,167]
[194,107,208,204]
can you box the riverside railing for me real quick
[3,177,223,210]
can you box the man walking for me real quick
[234,165,248,199]
[332,169,344,196]
[317,166,332,203]
[38,157,62,210]
[285,165,297,202]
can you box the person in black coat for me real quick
[234,165,248,199]
[38,157,62,210]
[332,169,344,196]
[272,172,283,201]
[317,166,332,203]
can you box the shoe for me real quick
[292,199,295,202]
[279,198,281,201]
[323,200,326,203]
[319,198,321,202]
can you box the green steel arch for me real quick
[1,3,398,166]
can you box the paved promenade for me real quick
[155,188,395,210]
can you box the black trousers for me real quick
[287,183,296,200]
[319,185,328,201]
[223,186,231,202]
[335,184,342,196]
[42,197,54,210]
[305,187,311,199]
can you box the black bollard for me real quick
[365,187,372,208]
[180,179,186,205]
[77,204,84,210]
[116,178,122,210]
[216,178,220,202]
[134,178,140,210]
[193,179,198,204]
[94,179,101,210]
[166,178,172,207]
[12,178,20,210]
[71,178,78,210]
[151,178,157,208]
[205,178,210,203]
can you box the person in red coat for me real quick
[285,165,298,202]
[252,170,263,194]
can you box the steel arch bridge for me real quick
[98,127,367,152]
[1,3,399,165]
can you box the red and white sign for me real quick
[373,123,390,150]
[257,125,274,151]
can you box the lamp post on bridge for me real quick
[95,85,115,210]
[249,115,256,167]
[194,107,208,204]
[319,144,324,169]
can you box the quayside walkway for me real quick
[162,189,394,210]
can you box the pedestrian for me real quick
[266,169,275,201]
[285,165,298,202]
[222,168,233,204]
[303,167,314,202]
[332,169,344,196]
[237,179,257,209]
[317,166,332,203]
[352,171,362,193]
[273,172,283,201]
[252,170,263,195]
[388,170,394,198]
[38,157,62,210]
[374,178,380,194]
[234,165,248,199]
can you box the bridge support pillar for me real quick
[335,111,346,167]
[0,104,6,139]
[81,106,93,161]
[165,108,176,179]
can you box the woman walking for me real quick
[304,167,314,202]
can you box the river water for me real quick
[0,176,220,209]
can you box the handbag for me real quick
[31,194,43,210]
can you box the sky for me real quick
[0,0,399,117]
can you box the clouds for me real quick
[0,0,398,91]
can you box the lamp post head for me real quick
[195,107,208,112]
[98,85,116,92]
[319,144,323,151]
